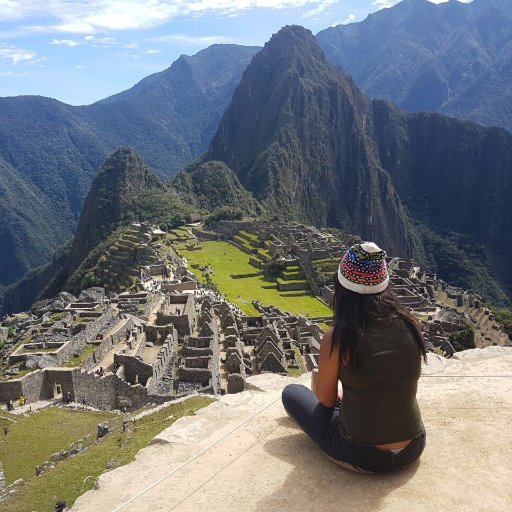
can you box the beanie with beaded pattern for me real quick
[337,242,389,294]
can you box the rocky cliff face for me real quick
[207,26,418,257]
[195,25,512,303]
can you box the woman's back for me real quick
[339,316,423,445]
[282,241,427,473]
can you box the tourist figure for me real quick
[19,394,25,408]
[282,243,427,473]
[80,397,87,410]
[54,500,70,511]
[4,426,8,436]
[66,391,72,404]
[6,399,14,411]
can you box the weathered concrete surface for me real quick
[72,347,512,512]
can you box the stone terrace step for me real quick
[73,348,512,512]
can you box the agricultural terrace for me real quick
[174,239,332,318]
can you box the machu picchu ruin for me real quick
[2,220,510,416]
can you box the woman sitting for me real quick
[282,242,427,473]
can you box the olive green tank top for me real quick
[338,316,424,445]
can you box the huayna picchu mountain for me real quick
[206,25,418,259]
[191,25,512,304]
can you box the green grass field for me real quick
[64,344,96,368]
[0,408,114,485]
[177,241,332,317]
[0,397,213,512]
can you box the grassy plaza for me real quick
[176,240,332,318]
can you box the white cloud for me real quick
[125,42,139,48]
[303,0,337,18]
[153,33,235,45]
[84,35,116,45]
[0,69,28,76]
[144,49,161,54]
[50,38,80,46]
[0,1,352,34]
[74,64,85,69]
[332,13,355,26]
[0,44,39,64]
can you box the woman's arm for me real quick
[315,328,340,408]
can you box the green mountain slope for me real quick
[0,156,71,285]
[173,160,259,214]
[316,0,512,131]
[0,44,259,289]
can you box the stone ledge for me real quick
[72,348,512,512]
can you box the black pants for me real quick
[282,384,426,473]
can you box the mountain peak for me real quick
[206,25,413,255]
[259,25,326,67]
[67,147,162,271]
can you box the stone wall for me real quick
[156,294,195,336]
[151,332,177,383]
[178,367,211,386]
[145,324,174,344]
[20,369,46,403]
[80,317,139,371]
[1,365,150,411]
[160,281,197,293]
[41,369,75,401]
[146,264,168,276]
[192,227,222,241]
[0,377,23,402]
[114,354,153,386]
[183,345,213,357]
[207,220,255,238]
[276,281,308,292]
[72,371,149,411]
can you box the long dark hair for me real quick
[332,274,427,368]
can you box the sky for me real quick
[0,0,472,105]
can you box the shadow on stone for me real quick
[257,420,420,512]
[275,415,302,430]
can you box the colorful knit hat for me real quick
[337,242,389,294]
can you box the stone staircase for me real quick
[95,228,159,293]
[468,306,510,348]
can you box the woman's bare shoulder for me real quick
[322,327,334,344]
[320,327,336,357]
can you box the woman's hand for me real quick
[315,328,341,408]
